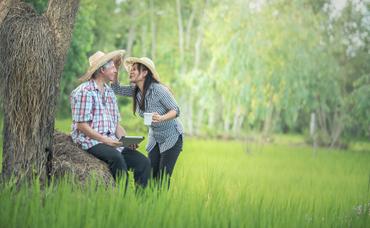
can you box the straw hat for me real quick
[79,50,126,82]
[124,57,160,82]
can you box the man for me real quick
[70,50,150,188]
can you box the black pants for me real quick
[88,144,151,188]
[149,135,183,187]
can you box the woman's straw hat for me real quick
[79,50,126,82]
[124,57,160,82]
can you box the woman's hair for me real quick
[133,63,160,114]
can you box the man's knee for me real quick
[111,152,127,170]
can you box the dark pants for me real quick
[88,144,151,188]
[149,135,183,188]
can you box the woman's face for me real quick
[129,63,146,84]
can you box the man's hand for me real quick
[102,137,123,148]
[128,144,139,150]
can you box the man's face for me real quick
[101,60,117,82]
[128,63,147,84]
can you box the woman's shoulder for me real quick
[152,83,171,95]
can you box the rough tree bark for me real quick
[0,0,17,25]
[0,0,80,184]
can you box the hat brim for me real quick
[123,57,160,82]
[79,50,126,82]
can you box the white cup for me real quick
[144,112,153,126]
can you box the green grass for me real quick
[0,121,369,227]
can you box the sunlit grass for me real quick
[55,118,72,133]
[0,120,369,227]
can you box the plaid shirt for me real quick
[70,80,121,150]
[112,82,183,153]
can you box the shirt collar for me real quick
[89,80,109,91]
[146,82,155,96]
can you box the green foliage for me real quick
[52,0,370,141]
[58,0,97,117]
[1,136,370,227]
[92,0,121,51]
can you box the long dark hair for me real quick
[133,63,159,114]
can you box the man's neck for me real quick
[94,77,106,91]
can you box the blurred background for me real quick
[2,0,370,147]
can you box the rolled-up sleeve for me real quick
[111,83,134,97]
[71,90,93,122]
[157,85,180,117]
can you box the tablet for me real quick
[119,136,145,147]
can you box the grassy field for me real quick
[0,120,369,227]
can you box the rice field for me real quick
[0,120,369,227]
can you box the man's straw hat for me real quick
[79,50,126,82]
[124,57,160,82]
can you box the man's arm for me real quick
[77,122,122,147]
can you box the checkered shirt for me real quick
[70,80,121,150]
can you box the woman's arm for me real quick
[111,83,135,97]
[152,84,180,122]
[152,110,177,123]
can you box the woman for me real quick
[112,57,183,188]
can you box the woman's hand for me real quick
[152,110,177,123]
[152,112,164,123]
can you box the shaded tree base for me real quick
[52,131,114,185]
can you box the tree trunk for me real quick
[125,6,137,57]
[232,105,245,135]
[223,102,231,134]
[150,0,156,61]
[126,23,136,56]
[141,23,148,56]
[262,99,274,139]
[0,0,17,25]
[193,0,208,70]
[0,0,80,184]
[186,98,194,135]
[175,0,185,76]
[185,4,195,51]
[329,108,343,148]
[195,105,205,136]
[207,101,215,131]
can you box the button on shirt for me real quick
[70,80,121,150]
[112,82,184,153]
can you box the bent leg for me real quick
[121,148,151,188]
[88,143,128,180]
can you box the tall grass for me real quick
[0,120,369,227]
